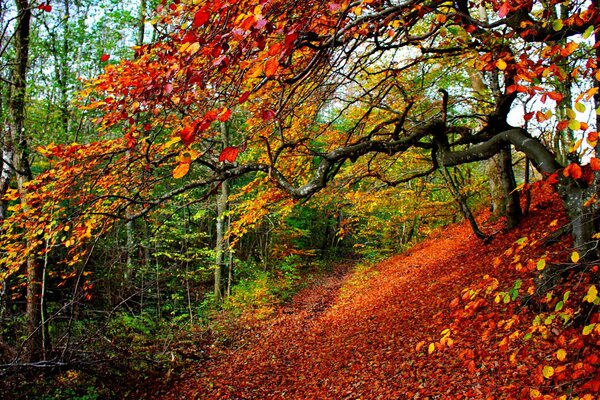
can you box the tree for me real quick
[2,0,600,318]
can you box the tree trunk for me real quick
[499,146,522,228]
[214,122,230,301]
[10,0,49,362]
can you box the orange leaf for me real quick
[590,157,600,171]
[219,146,239,163]
[547,91,563,103]
[563,163,582,179]
[173,162,190,179]
[467,360,476,374]
[265,57,279,77]
[415,340,425,352]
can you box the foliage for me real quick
[163,185,599,399]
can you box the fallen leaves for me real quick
[162,184,597,399]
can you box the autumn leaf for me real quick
[563,163,582,179]
[556,349,567,361]
[219,146,239,163]
[498,2,510,18]
[571,251,580,263]
[542,365,554,379]
[100,54,110,62]
[238,91,251,104]
[262,109,276,121]
[173,162,190,179]
[427,342,435,354]
[496,59,507,71]
[193,10,210,27]
[180,126,195,146]
[547,91,563,103]
[218,108,232,122]
[583,285,598,303]
[415,340,425,352]
[265,57,279,77]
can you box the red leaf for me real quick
[498,2,510,18]
[218,108,232,122]
[546,172,559,185]
[285,32,298,48]
[262,109,276,121]
[193,10,210,27]
[219,146,239,163]
[238,91,251,104]
[556,120,569,131]
[590,157,600,171]
[180,126,195,146]
[100,54,110,62]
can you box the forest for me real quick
[0,0,599,398]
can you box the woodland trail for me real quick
[162,185,581,399]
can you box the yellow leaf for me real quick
[569,139,582,153]
[529,388,541,398]
[164,136,182,149]
[187,42,200,55]
[583,285,598,303]
[536,259,546,271]
[497,59,507,70]
[571,251,580,263]
[556,348,567,361]
[428,343,435,354]
[568,119,581,131]
[575,102,586,113]
[542,365,554,379]
[178,42,190,53]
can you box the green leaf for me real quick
[575,103,586,113]
[552,19,563,31]
[555,301,564,311]
[583,25,594,39]
[582,323,596,335]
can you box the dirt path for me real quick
[162,186,578,399]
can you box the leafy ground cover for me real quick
[161,183,599,399]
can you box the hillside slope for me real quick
[163,184,599,399]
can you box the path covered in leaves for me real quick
[163,185,598,399]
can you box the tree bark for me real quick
[9,0,49,362]
[499,146,522,228]
[214,122,230,301]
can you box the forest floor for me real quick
[159,184,599,399]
